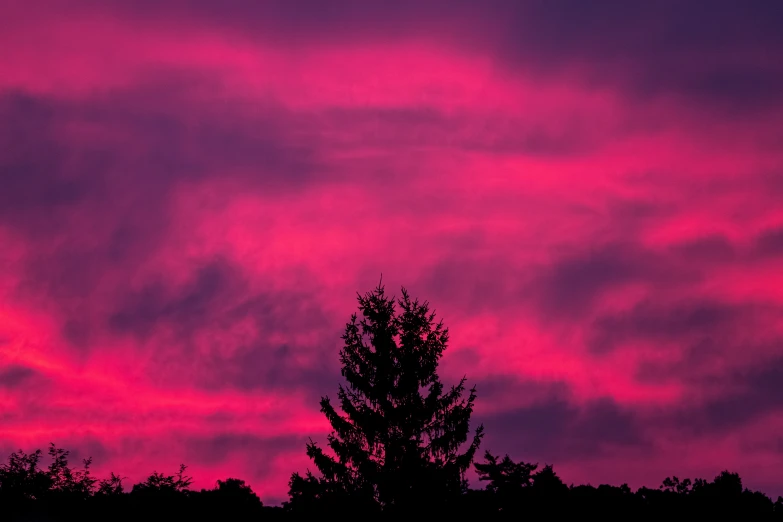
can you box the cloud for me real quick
[527,242,697,322]
[480,394,647,463]
[675,355,783,434]
[1,0,783,503]
[0,92,101,233]
[183,433,308,468]
[667,235,737,264]
[587,299,775,355]
[0,365,38,389]
[107,259,244,341]
[754,227,783,258]
[493,2,783,111]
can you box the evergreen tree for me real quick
[475,451,538,494]
[288,283,484,514]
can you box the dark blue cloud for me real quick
[478,394,647,463]
[587,299,770,355]
[105,256,341,395]
[0,364,38,389]
[89,0,783,113]
[667,355,783,434]
[668,235,737,264]
[184,433,308,468]
[0,92,104,233]
[529,242,699,321]
[754,226,783,258]
[107,258,331,343]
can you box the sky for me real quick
[2,0,783,505]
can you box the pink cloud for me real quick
[1,0,783,503]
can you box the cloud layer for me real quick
[2,1,782,504]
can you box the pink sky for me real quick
[2,1,783,504]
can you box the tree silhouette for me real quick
[475,451,538,494]
[660,475,692,495]
[0,448,50,501]
[193,478,265,520]
[531,464,567,495]
[96,473,125,496]
[47,443,97,500]
[288,283,484,514]
[474,451,538,515]
[212,478,261,503]
[131,464,192,496]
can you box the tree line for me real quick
[3,284,782,520]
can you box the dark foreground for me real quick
[3,471,783,521]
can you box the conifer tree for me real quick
[288,283,484,513]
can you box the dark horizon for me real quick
[2,0,783,505]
